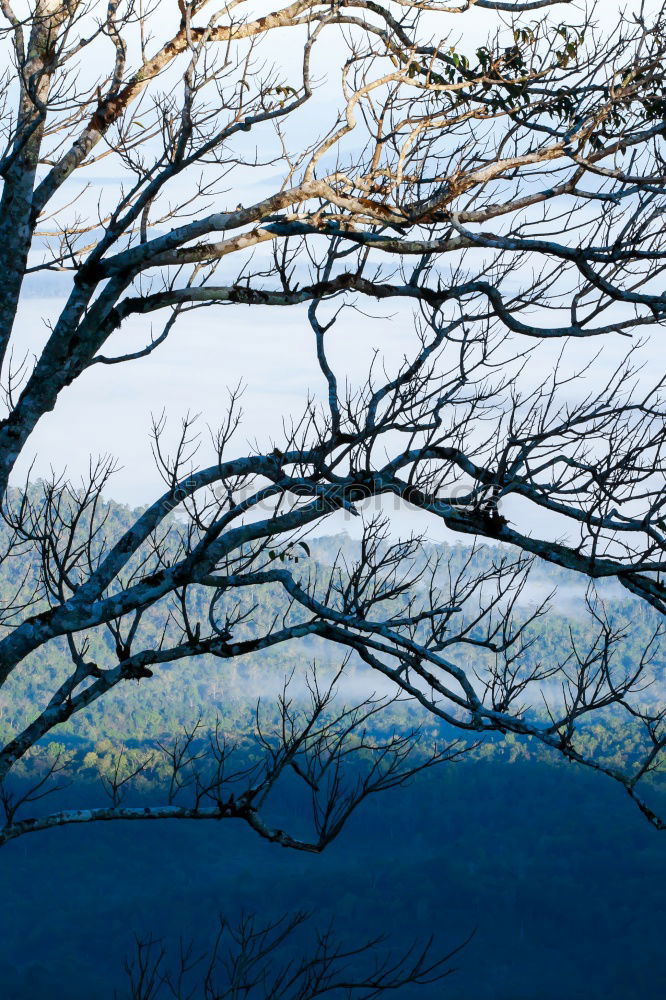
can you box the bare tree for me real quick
[122,910,466,1000]
[0,0,666,848]
[0,665,464,845]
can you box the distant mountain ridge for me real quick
[0,493,661,754]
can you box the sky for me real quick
[10,0,664,543]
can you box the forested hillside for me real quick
[2,493,664,801]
